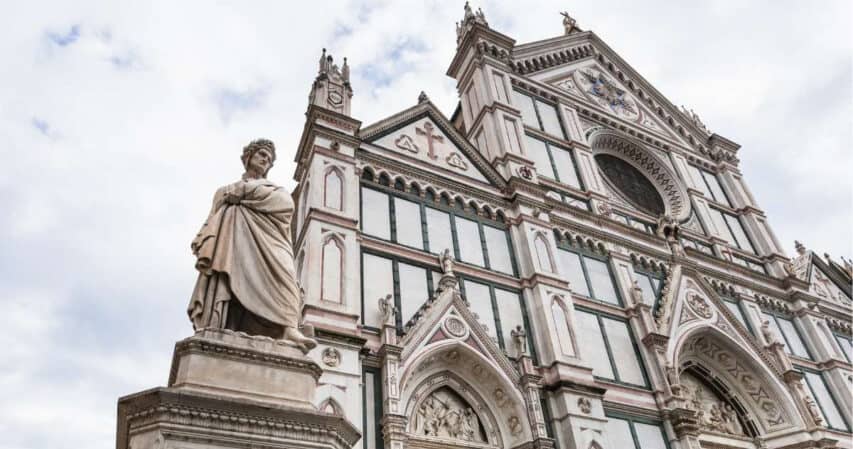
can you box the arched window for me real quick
[324,169,343,211]
[321,237,343,303]
[534,233,554,273]
[551,298,575,357]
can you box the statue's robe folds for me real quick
[188,178,299,335]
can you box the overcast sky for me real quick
[1,1,850,447]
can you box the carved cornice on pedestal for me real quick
[117,388,361,449]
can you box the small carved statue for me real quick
[440,248,456,276]
[378,294,396,326]
[760,319,777,345]
[664,362,679,389]
[801,385,825,425]
[463,1,474,20]
[630,280,645,306]
[462,408,478,441]
[721,404,743,435]
[560,11,578,34]
[511,325,528,356]
[188,139,316,351]
[707,404,724,432]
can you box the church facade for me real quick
[292,6,852,449]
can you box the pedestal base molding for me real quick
[118,329,360,449]
[117,388,360,449]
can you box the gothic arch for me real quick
[318,397,344,416]
[323,166,344,211]
[320,234,345,303]
[670,326,804,434]
[315,383,349,418]
[400,341,532,448]
[533,231,555,273]
[550,295,576,357]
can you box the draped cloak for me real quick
[187,177,299,331]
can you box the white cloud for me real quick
[0,1,849,447]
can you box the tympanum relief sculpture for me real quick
[414,387,486,443]
[681,372,745,436]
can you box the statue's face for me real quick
[248,148,273,175]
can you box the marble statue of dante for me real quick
[187,138,316,350]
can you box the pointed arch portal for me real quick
[673,328,804,435]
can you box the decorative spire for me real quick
[342,57,350,84]
[560,11,579,35]
[309,47,353,115]
[418,91,429,104]
[315,48,350,86]
[456,2,489,45]
[841,256,853,277]
[318,48,328,74]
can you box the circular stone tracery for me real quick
[588,128,691,220]
[596,154,665,216]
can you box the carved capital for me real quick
[642,332,670,349]
[669,407,701,438]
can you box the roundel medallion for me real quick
[328,91,343,106]
[443,315,468,338]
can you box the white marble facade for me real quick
[292,5,853,449]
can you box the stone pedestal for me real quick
[116,329,360,449]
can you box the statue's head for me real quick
[241,138,277,177]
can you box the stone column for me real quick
[379,316,408,449]
[518,355,555,449]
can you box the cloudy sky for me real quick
[1,1,850,447]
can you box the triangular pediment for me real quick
[662,269,757,351]
[512,32,717,152]
[360,101,506,188]
[398,278,519,383]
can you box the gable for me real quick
[367,114,495,185]
[511,33,720,153]
[660,270,755,348]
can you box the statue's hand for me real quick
[224,192,242,205]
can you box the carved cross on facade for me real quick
[416,122,443,160]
